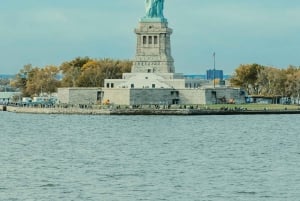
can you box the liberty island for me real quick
[2,0,300,115]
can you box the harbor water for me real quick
[0,112,299,200]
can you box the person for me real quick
[145,0,164,18]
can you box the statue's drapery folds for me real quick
[145,0,165,19]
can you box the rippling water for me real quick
[0,112,300,200]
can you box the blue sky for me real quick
[0,0,300,74]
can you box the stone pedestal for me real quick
[131,20,175,73]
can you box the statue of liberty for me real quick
[145,0,165,19]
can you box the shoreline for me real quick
[3,105,300,115]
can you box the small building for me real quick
[22,97,32,104]
[246,95,283,104]
[0,92,21,104]
[207,69,224,80]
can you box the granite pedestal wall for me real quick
[182,88,245,105]
[177,88,245,105]
[129,88,178,105]
[132,20,174,73]
[57,86,245,106]
[102,89,131,105]
[177,89,207,105]
[58,88,101,105]
[101,88,179,105]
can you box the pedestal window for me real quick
[148,36,152,44]
[154,36,158,44]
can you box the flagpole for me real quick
[213,52,216,89]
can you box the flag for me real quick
[213,52,216,57]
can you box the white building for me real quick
[0,92,21,104]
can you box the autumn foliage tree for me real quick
[76,58,132,87]
[60,57,91,87]
[12,64,61,97]
[230,64,263,95]
[12,57,132,97]
[60,57,132,87]
[230,64,300,102]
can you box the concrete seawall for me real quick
[6,106,111,115]
[5,106,300,115]
[6,106,190,115]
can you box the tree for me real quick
[77,60,103,87]
[267,68,286,98]
[11,64,60,97]
[12,57,132,96]
[294,70,300,104]
[230,64,263,94]
[34,66,61,95]
[60,57,91,87]
[284,65,299,98]
[0,79,9,86]
[256,67,270,95]
[11,64,33,96]
[281,65,300,103]
[230,64,300,102]
[74,58,132,87]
